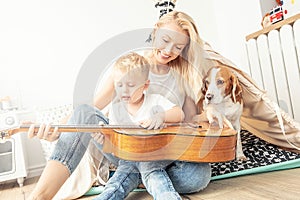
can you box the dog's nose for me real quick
[206,93,214,101]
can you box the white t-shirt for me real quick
[148,70,185,108]
[109,93,175,125]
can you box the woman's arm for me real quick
[164,106,185,123]
[93,73,115,110]
[182,96,197,122]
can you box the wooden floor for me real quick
[1,168,300,200]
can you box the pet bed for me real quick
[211,130,300,180]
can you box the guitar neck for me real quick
[15,124,142,134]
[4,123,198,138]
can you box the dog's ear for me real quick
[201,75,208,96]
[196,74,208,113]
[196,96,205,114]
[230,73,242,103]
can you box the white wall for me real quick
[213,0,262,73]
[0,0,263,109]
[260,0,279,15]
[0,0,157,109]
[178,0,262,74]
[0,0,263,177]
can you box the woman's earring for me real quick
[145,34,152,43]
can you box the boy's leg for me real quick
[139,161,182,200]
[94,162,140,200]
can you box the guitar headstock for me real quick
[0,126,21,142]
[0,112,20,142]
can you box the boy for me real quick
[96,52,184,200]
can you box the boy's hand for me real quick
[140,113,165,130]
[91,121,105,144]
[91,132,104,144]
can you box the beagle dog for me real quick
[197,65,246,161]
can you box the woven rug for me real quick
[211,130,300,180]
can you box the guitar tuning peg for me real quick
[0,132,7,143]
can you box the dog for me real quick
[196,65,246,161]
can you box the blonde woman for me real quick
[28,11,212,200]
[28,11,300,200]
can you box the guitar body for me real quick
[101,122,236,163]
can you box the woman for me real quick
[28,11,212,200]
[29,10,300,200]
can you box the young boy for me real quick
[96,52,184,200]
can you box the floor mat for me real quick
[211,130,300,180]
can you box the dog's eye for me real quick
[217,79,224,85]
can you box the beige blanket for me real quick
[202,42,300,149]
[55,42,300,199]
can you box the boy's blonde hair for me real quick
[113,52,150,80]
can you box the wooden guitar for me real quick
[1,122,237,163]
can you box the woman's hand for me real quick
[23,121,60,142]
[91,121,105,144]
[192,112,208,123]
[140,113,165,130]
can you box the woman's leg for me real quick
[28,160,69,200]
[166,161,211,194]
[29,104,109,200]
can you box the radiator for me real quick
[245,14,300,122]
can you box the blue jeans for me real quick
[95,160,181,200]
[50,104,211,198]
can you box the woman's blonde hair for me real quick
[150,11,206,101]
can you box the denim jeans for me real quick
[50,104,211,199]
[95,160,181,200]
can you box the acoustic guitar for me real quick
[1,122,236,163]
